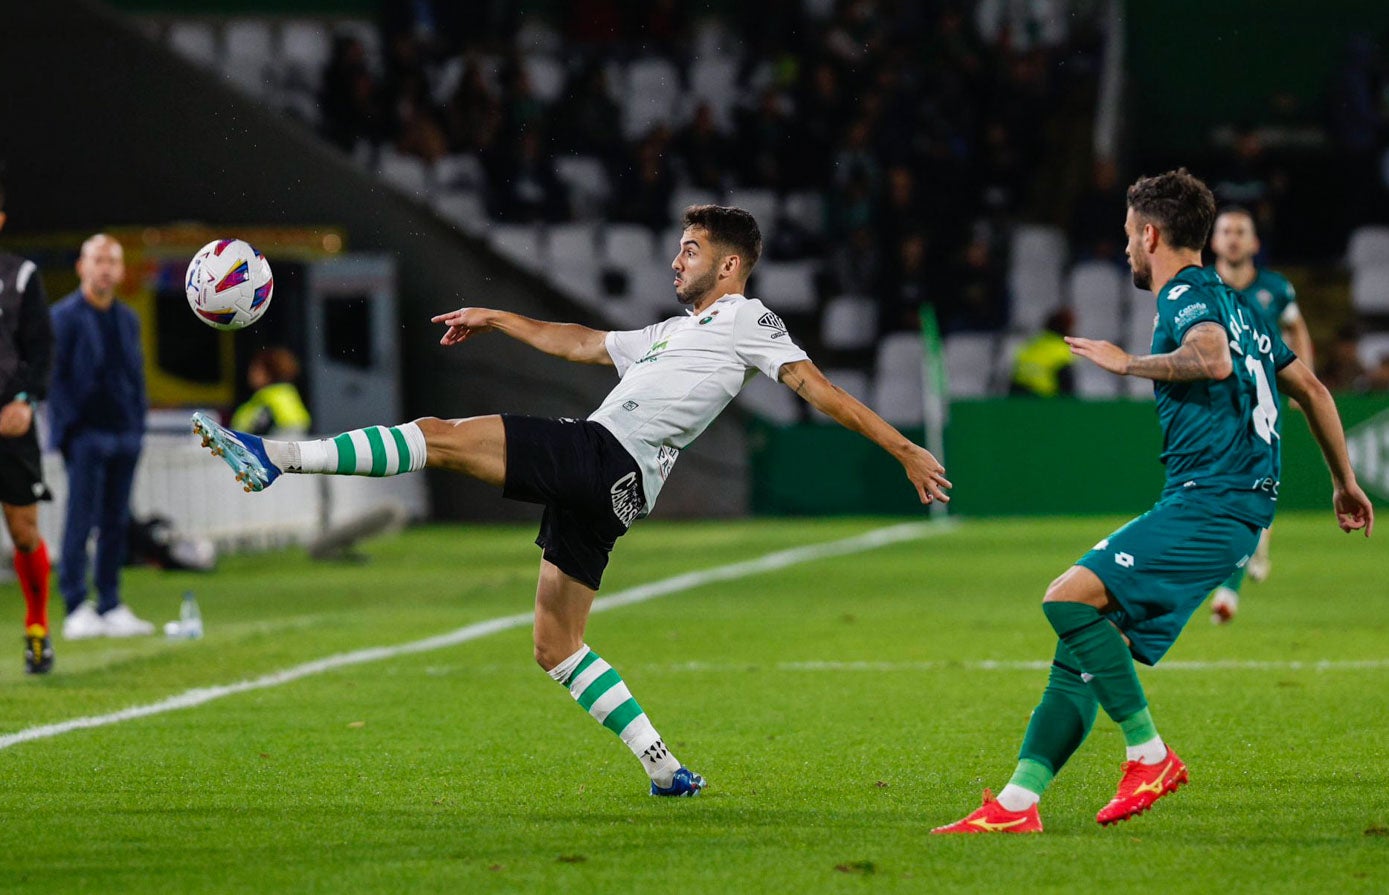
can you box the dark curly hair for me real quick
[681,204,762,273]
[1126,168,1217,252]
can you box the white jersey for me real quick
[589,294,809,513]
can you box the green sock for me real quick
[1118,706,1159,747]
[1042,601,1148,724]
[1219,564,1246,593]
[1013,642,1099,795]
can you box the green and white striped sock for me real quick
[548,644,681,787]
[263,423,428,476]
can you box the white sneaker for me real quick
[63,602,107,640]
[1210,587,1239,625]
[101,604,156,637]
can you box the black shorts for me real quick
[501,415,645,591]
[0,424,51,506]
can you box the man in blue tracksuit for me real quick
[49,234,153,639]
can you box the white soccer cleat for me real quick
[63,603,107,640]
[1210,587,1239,625]
[101,604,156,638]
[1246,529,1272,583]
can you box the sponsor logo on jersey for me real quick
[1173,302,1209,329]
[657,445,679,479]
[610,471,644,528]
[758,311,789,339]
[622,400,639,411]
[636,339,669,365]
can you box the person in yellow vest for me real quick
[231,348,311,436]
[1010,308,1077,397]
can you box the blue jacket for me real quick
[49,290,147,451]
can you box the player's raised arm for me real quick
[432,307,613,365]
[1276,359,1374,537]
[778,359,951,505]
[1066,321,1232,382]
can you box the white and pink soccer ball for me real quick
[185,238,274,331]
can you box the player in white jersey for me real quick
[191,205,951,797]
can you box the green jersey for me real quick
[1224,267,1299,333]
[1148,265,1296,528]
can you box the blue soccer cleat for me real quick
[650,767,705,797]
[191,411,281,492]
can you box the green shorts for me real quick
[1076,491,1261,666]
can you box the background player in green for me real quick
[1207,206,1313,622]
[934,169,1374,835]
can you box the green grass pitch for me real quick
[1,512,1384,893]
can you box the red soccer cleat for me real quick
[931,788,1043,834]
[1096,747,1188,826]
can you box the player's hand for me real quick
[1333,482,1374,538]
[0,400,33,438]
[903,445,952,505]
[432,307,496,347]
[1065,337,1132,375]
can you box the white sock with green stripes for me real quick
[261,423,428,476]
[547,644,681,788]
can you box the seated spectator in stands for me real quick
[499,59,548,139]
[878,232,932,334]
[1071,158,1125,261]
[1321,323,1369,392]
[833,226,881,299]
[939,224,1007,332]
[552,63,623,168]
[674,103,732,193]
[793,62,848,187]
[1010,308,1077,397]
[383,32,448,163]
[1368,351,1389,392]
[444,59,503,155]
[736,86,795,189]
[486,129,566,223]
[319,35,382,152]
[612,126,677,230]
[877,165,922,257]
[231,348,311,437]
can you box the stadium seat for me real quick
[1350,265,1389,315]
[689,56,739,126]
[736,372,800,424]
[943,333,996,397]
[434,153,486,192]
[1347,226,1389,270]
[1010,224,1068,270]
[1356,332,1389,370]
[870,332,926,423]
[693,18,743,58]
[995,333,1027,391]
[168,21,219,66]
[624,57,680,139]
[489,224,545,273]
[1007,266,1064,332]
[751,260,818,313]
[809,369,871,422]
[1069,261,1124,342]
[280,20,330,92]
[668,186,721,226]
[377,148,431,201]
[432,190,488,235]
[1124,373,1155,400]
[524,54,566,104]
[624,262,680,322]
[221,19,277,97]
[547,222,600,264]
[1125,284,1157,353]
[781,191,826,235]
[1074,355,1120,398]
[546,259,604,306]
[554,155,611,216]
[603,224,655,269]
[725,188,779,231]
[820,295,877,350]
[516,16,562,54]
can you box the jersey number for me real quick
[1245,354,1278,444]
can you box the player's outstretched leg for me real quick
[1042,566,1186,825]
[536,561,703,797]
[1210,567,1243,624]
[191,412,286,492]
[933,643,1096,834]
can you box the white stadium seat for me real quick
[943,333,996,397]
[781,191,826,235]
[1357,332,1389,369]
[1348,226,1389,270]
[489,224,545,273]
[524,54,566,103]
[688,56,739,126]
[995,333,1027,391]
[624,57,680,138]
[168,21,218,67]
[1124,284,1157,353]
[432,190,488,235]
[1068,261,1124,342]
[221,19,276,96]
[624,262,680,322]
[751,260,818,313]
[871,332,925,424]
[434,153,486,192]
[1010,224,1067,270]
[1351,265,1389,315]
[554,155,611,216]
[547,222,599,265]
[820,295,877,351]
[1007,266,1064,332]
[1074,355,1120,398]
[725,188,779,231]
[603,224,655,269]
[377,148,431,201]
[668,186,721,226]
[280,20,331,91]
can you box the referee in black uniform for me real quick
[0,179,56,673]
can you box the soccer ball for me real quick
[185,238,274,331]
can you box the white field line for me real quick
[654,659,1389,673]
[0,520,953,752]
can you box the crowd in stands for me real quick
[317,0,1106,338]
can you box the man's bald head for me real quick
[76,233,125,307]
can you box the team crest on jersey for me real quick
[698,310,720,325]
[1256,289,1273,308]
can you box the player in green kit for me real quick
[1207,207,1314,622]
[934,169,1374,834]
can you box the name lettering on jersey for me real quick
[1225,307,1273,358]
[1167,284,1191,300]
[758,311,789,339]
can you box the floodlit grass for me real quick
[2,512,1385,893]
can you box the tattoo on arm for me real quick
[1126,322,1231,382]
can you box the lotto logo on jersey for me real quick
[1114,552,1135,569]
